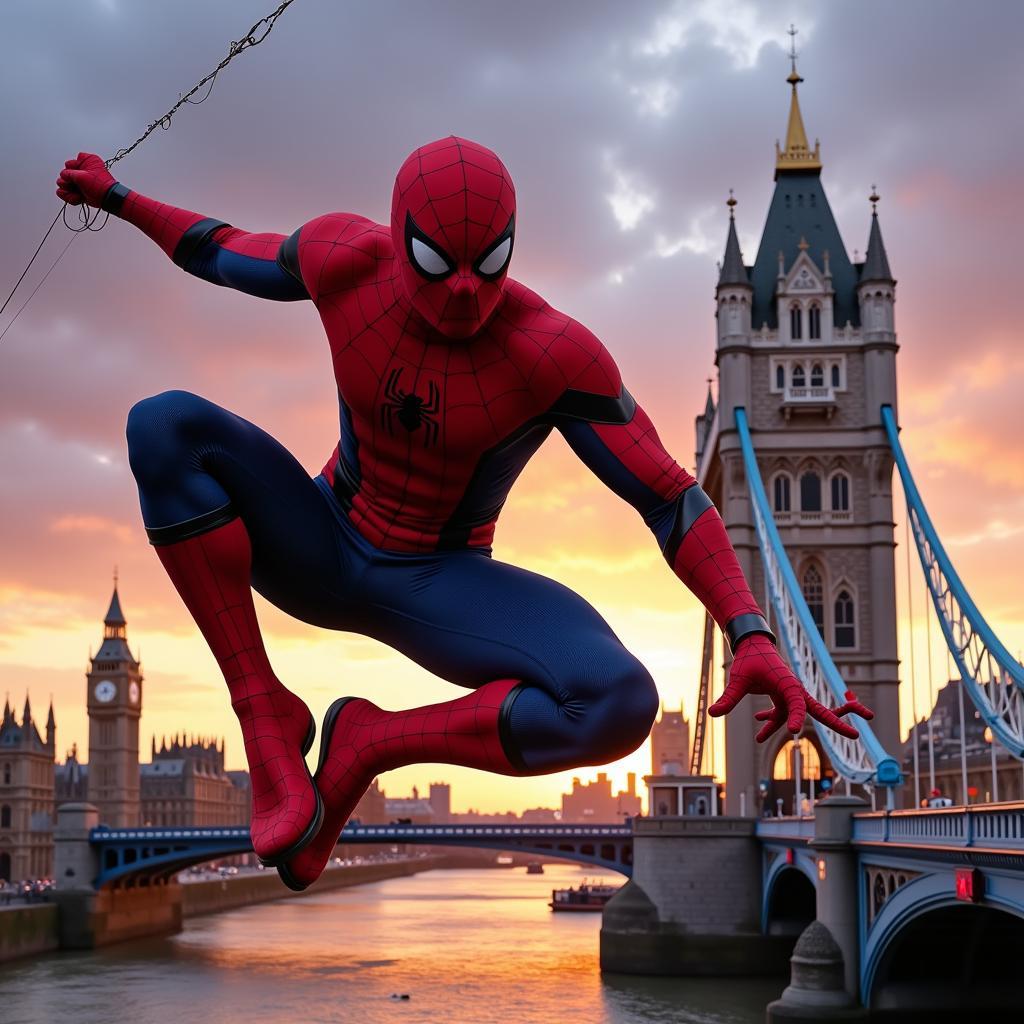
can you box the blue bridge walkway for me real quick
[88,821,635,888]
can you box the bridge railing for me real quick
[755,817,817,842]
[341,823,633,840]
[852,803,1024,852]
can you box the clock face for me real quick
[94,680,117,703]
[129,681,140,705]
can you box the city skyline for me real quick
[2,1,1023,812]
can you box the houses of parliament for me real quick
[0,583,249,882]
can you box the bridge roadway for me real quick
[757,801,1024,1009]
[88,821,635,888]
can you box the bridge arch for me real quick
[762,853,817,935]
[863,872,1024,1014]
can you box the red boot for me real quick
[278,680,523,891]
[153,516,323,864]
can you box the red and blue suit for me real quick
[57,139,869,891]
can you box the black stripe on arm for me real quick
[276,227,306,293]
[725,613,776,653]
[545,385,636,425]
[662,483,715,564]
[172,217,230,269]
[101,182,131,215]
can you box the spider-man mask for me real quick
[391,137,516,340]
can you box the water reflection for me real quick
[0,864,780,1023]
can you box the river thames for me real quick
[0,863,781,1023]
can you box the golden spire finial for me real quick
[869,185,880,213]
[775,25,821,173]
[726,188,737,219]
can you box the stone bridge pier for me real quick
[600,815,793,976]
[767,795,868,1021]
[52,803,183,949]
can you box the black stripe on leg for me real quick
[497,682,530,773]
[145,502,238,546]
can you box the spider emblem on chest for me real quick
[380,368,441,447]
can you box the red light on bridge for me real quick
[785,848,795,865]
[955,867,984,903]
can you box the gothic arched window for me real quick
[2,763,9,786]
[835,590,856,648]
[776,364,785,390]
[811,363,824,387]
[0,805,10,829]
[800,471,822,512]
[790,304,803,340]
[802,566,825,637]
[831,472,851,512]
[774,474,792,513]
[808,304,821,340]
[831,364,840,388]
[792,364,806,388]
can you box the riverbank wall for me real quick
[0,904,59,961]
[0,855,447,964]
[182,855,445,919]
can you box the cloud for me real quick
[603,155,656,231]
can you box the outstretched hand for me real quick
[708,634,873,743]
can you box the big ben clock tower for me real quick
[86,576,142,826]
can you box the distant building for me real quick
[0,696,56,881]
[650,704,691,775]
[902,680,1024,805]
[429,782,451,821]
[561,772,641,823]
[352,778,388,824]
[385,785,435,823]
[520,806,559,824]
[85,583,142,827]
[54,743,88,803]
[140,735,249,827]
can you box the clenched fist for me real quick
[56,152,117,208]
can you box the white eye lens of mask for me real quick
[477,236,512,277]
[411,236,451,276]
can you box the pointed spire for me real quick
[2,694,11,726]
[861,188,894,284]
[22,692,31,726]
[703,379,715,420]
[718,192,750,287]
[775,26,821,175]
[104,578,126,626]
[47,698,55,729]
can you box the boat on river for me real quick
[548,881,618,912]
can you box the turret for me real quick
[858,189,896,337]
[46,698,56,750]
[716,193,753,345]
[857,189,898,419]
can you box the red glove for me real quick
[708,634,874,742]
[56,152,117,208]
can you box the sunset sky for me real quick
[2,0,1022,814]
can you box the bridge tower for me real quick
[697,49,901,814]
[86,579,142,827]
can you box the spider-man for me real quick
[57,138,871,890]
